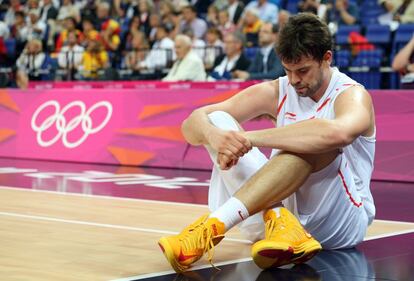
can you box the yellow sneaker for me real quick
[158,214,225,273]
[251,208,322,269]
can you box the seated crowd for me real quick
[0,0,413,88]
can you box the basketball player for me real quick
[158,13,376,272]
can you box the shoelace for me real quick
[180,221,220,270]
[264,215,287,240]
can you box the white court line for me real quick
[0,185,209,208]
[3,186,414,280]
[112,258,253,281]
[0,211,251,244]
[112,227,414,281]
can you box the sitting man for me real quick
[162,34,206,82]
[209,31,250,80]
[233,22,285,81]
[158,13,376,272]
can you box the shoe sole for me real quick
[251,239,321,269]
[158,237,188,273]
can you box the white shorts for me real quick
[206,111,369,249]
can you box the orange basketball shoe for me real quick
[158,214,225,273]
[251,208,322,269]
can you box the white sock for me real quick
[272,207,281,218]
[210,197,250,231]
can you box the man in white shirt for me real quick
[162,34,206,81]
[20,9,47,41]
[139,24,175,71]
[58,30,84,79]
[180,5,207,39]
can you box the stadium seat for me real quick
[393,24,414,51]
[334,49,351,68]
[336,25,361,46]
[350,49,383,89]
[359,0,384,25]
[365,24,391,49]
[4,38,16,57]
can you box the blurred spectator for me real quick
[233,22,284,81]
[204,27,223,71]
[245,0,278,24]
[55,17,84,51]
[180,5,207,39]
[392,35,414,87]
[209,31,250,80]
[39,0,58,23]
[139,24,175,70]
[25,0,40,13]
[95,2,110,30]
[137,0,153,36]
[161,2,181,38]
[241,7,262,47]
[10,11,27,53]
[379,0,414,23]
[298,0,319,14]
[191,0,214,15]
[81,17,99,45]
[57,30,84,79]
[278,9,290,28]
[162,34,206,81]
[123,31,150,77]
[326,0,359,26]
[217,10,236,38]
[160,0,175,21]
[0,20,9,65]
[4,0,22,26]
[80,35,109,79]
[206,4,219,27]
[226,0,245,24]
[16,39,49,88]
[183,27,206,60]
[119,16,141,52]
[148,13,161,44]
[171,0,191,12]
[101,19,121,52]
[113,0,132,18]
[57,0,81,23]
[21,9,47,41]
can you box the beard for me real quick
[294,70,324,98]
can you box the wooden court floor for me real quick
[1,187,414,281]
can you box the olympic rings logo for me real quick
[31,100,113,148]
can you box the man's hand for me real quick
[233,70,250,81]
[206,128,252,169]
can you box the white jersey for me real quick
[276,68,376,247]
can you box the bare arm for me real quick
[181,80,279,167]
[244,86,375,154]
[392,36,414,72]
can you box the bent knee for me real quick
[208,111,243,131]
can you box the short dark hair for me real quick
[276,13,333,63]
[271,23,279,34]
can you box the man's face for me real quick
[282,54,331,99]
[258,23,274,46]
[223,35,239,56]
[182,8,194,22]
[174,39,189,59]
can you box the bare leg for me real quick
[235,150,339,215]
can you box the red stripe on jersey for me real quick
[338,169,362,207]
[317,98,331,112]
[277,93,287,116]
[285,112,296,117]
